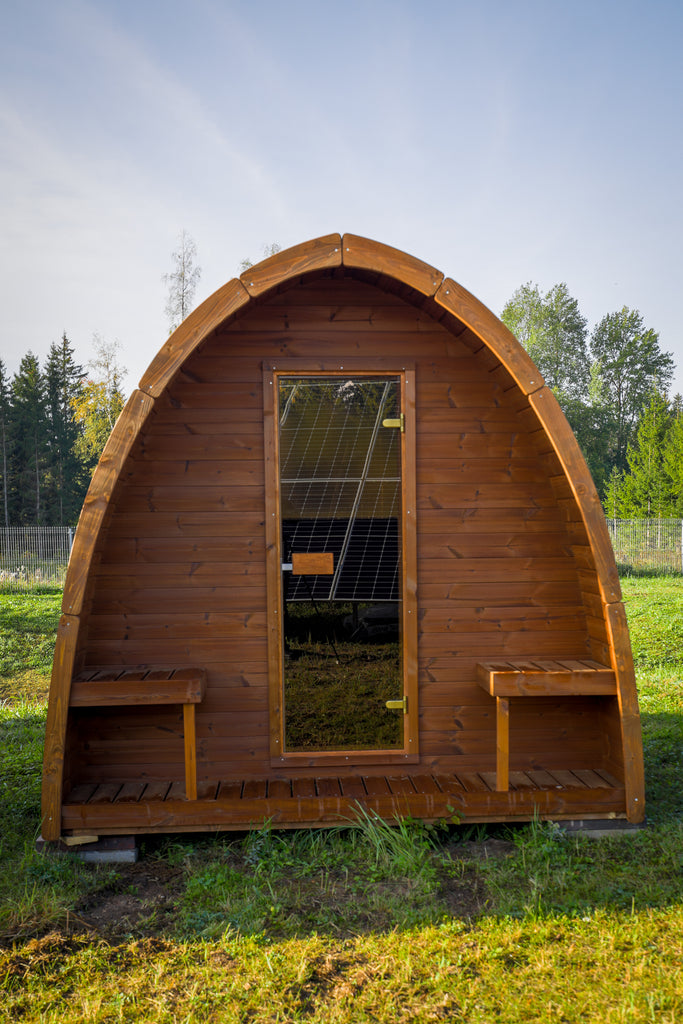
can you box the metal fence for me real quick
[606,519,683,574]
[1,519,681,590]
[0,527,74,588]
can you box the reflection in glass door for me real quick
[278,376,405,752]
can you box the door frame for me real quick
[263,359,418,767]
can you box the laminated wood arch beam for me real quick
[46,233,644,837]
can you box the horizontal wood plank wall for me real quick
[73,272,610,786]
[522,411,623,778]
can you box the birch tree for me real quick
[163,230,202,332]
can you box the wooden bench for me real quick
[69,667,207,800]
[476,659,617,792]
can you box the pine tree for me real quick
[615,392,673,518]
[10,352,47,524]
[604,466,624,519]
[663,410,683,517]
[44,334,87,525]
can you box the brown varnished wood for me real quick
[417,459,552,485]
[341,234,444,297]
[418,507,568,532]
[105,512,266,539]
[419,607,588,634]
[291,552,334,575]
[263,366,284,762]
[90,588,267,616]
[62,391,155,617]
[418,535,574,559]
[416,483,560,508]
[496,698,510,791]
[119,460,265,488]
[183,704,198,802]
[121,485,265,514]
[418,558,582,583]
[208,332,458,359]
[434,279,543,395]
[139,279,251,397]
[86,612,267,642]
[69,667,207,802]
[603,602,645,822]
[69,667,207,705]
[476,660,617,697]
[99,536,266,563]
[42,614,81,840]
[240,234,342,297]
[529,387,621,605]
[418,580,584,606]
[403,369,419,759]
[138,435,263,461]
[415,432,539,458]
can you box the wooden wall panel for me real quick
[69,271,615,789]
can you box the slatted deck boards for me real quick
[62,768,626,833]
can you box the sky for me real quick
[2,0,682,395]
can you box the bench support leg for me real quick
[496,697,510,791]
[183,704,198,800]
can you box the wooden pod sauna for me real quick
[41,233,645,840]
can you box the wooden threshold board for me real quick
[61,769,627,833]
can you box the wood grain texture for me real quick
[69,667,207,706]
[476,660,617,697]
[603,601,645,822]
[341,234,444,296]
[403,369,419,758]
[496,698,510,791]
[42,614,80,840]
[529,387,621,605]
[183,704,198,801]
[62,391,155,617]
[139,279,250,397]
[240,234,342,297]
[291,552,334,575]
[435,278,544,395]
[60,773,627,834]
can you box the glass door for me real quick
[277,375,405,752]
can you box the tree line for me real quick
[501,284,677,516]
[0,335,126,527]
[0,231,200,528]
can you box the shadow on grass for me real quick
[1,696,682,947]
[28,811,678,948]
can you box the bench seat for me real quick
[476,659,617,791]
[69,667,207,800]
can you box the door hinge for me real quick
[385,695,408,713]
[382,414,405,432]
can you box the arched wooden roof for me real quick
[42,234,643,836]
[62,232,621,616]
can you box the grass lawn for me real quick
[1,578,682,1022]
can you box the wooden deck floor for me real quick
[61,768,626,834]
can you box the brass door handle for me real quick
[385,696,408,713]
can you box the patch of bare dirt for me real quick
[448,838,516,863]
[436,837,516,918]
[72,861,184,941]
[437,865,491,918]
